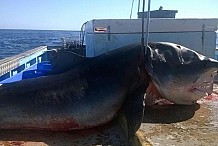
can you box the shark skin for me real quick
[0,41,217,138]
[0,44,148,134]
[145,42,218,105]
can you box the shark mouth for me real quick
[145,73,216,106]
[188,81,213,96]
[188,71,216,97]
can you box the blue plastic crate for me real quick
[37,61,52,70]
[22,69,49,79]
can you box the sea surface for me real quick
[0,29,218,60]
[0,29,80,59]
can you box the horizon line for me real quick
[0,28,80,31]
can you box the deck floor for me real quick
[0,120,132,146]
[137,84,218,146]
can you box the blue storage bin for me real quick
[37,61,52,70]
[22,69,49,79]
[22,61,52,80]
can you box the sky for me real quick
[0,0,217,30]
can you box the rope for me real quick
[130,0,135,19]
[140,0,146,63]
[137,0,140,16]
[145,0,151,53]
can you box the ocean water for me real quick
[0,29,80,59]
[0,30,218,60]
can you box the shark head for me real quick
[145,42,218,105]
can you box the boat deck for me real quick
[0,121,132,146]
[0,85,218,146]
[137,83,218,146]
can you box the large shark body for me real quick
[0,44,148,135]
[0,42,217,136]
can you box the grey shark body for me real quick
[0,42,217,137]
[0,44,148,136]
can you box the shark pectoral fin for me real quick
[118,93,145,139]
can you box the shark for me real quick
[145,42,218,105]
[0,44,148,138]
[0,42,217,138]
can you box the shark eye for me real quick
[177,45,181,49]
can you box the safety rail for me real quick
[0,46,48,81]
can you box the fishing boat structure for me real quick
[0,8,218,146]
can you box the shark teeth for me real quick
[190,81,213,95]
